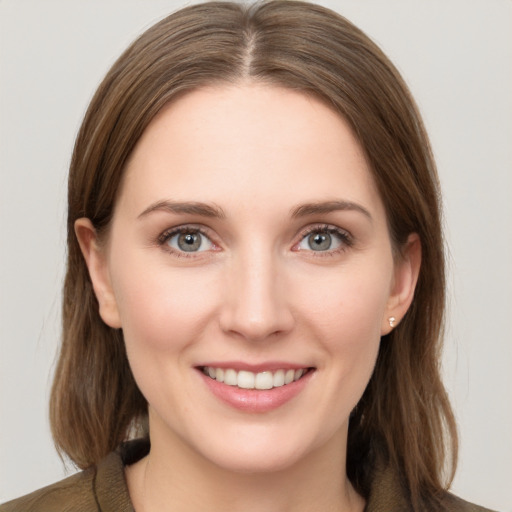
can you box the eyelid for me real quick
[155,222,353,258]
[158,224,206,242]
[293,223,354,253]
[157,224,220,257]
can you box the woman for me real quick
[0,1,499,511]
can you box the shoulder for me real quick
[441,492,498,512]
[0,467,98,512]
[0,448,135,512]
[366,463,498,512]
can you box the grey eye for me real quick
[307,233,332,251]
[178,233,201,251]
[296,229,345,252]
[167,231,213,252]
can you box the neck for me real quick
[127,423,364,512]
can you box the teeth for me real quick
[273,369,285,387]
[202,366,309,390]
[237,370,255,389]
[224,368,237,386]
[215,368,224,383]
[255,371,273,390]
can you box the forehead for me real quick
[118,84,383,220]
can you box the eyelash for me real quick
[157,225,216,258]
[294,224,354,256]
[156,224,353,257]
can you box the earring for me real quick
[388,316,396,328]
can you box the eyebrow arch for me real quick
[291,200,372,220]
[138,200,226,219]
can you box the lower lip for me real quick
[198,369,314,413]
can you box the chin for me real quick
[204,445,307,475]
[189,422,338,476]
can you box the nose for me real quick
[218,248,295,342]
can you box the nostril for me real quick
[218,305,295,342]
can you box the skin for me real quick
[76,84,420,512]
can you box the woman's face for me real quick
[79,84,419,473]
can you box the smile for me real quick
[201,366,311,390]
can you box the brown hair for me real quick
[50,1,457,509]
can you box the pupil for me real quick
[178,233,201,251]
[309,232,331,251]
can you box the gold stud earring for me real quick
[388,316,396,328]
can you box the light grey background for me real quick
[1,1,511,509]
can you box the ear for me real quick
[381,233,421,335]
[75,218,122,329]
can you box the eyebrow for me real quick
[290,200,372,220]
[138,200,226,219]
[138,199,371,221]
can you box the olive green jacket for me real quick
[0,442,496,512]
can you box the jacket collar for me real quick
[95,439,412,512]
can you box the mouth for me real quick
[199,366,314,391]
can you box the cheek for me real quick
[294,262,391,390]
[296,263,392,339]
[111,257,220,353]
[320,283,385,417]
[109,259,223,411]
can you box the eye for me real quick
[296,226,351,253]
[161,228,214,253]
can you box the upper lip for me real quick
[197,361,313,373]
